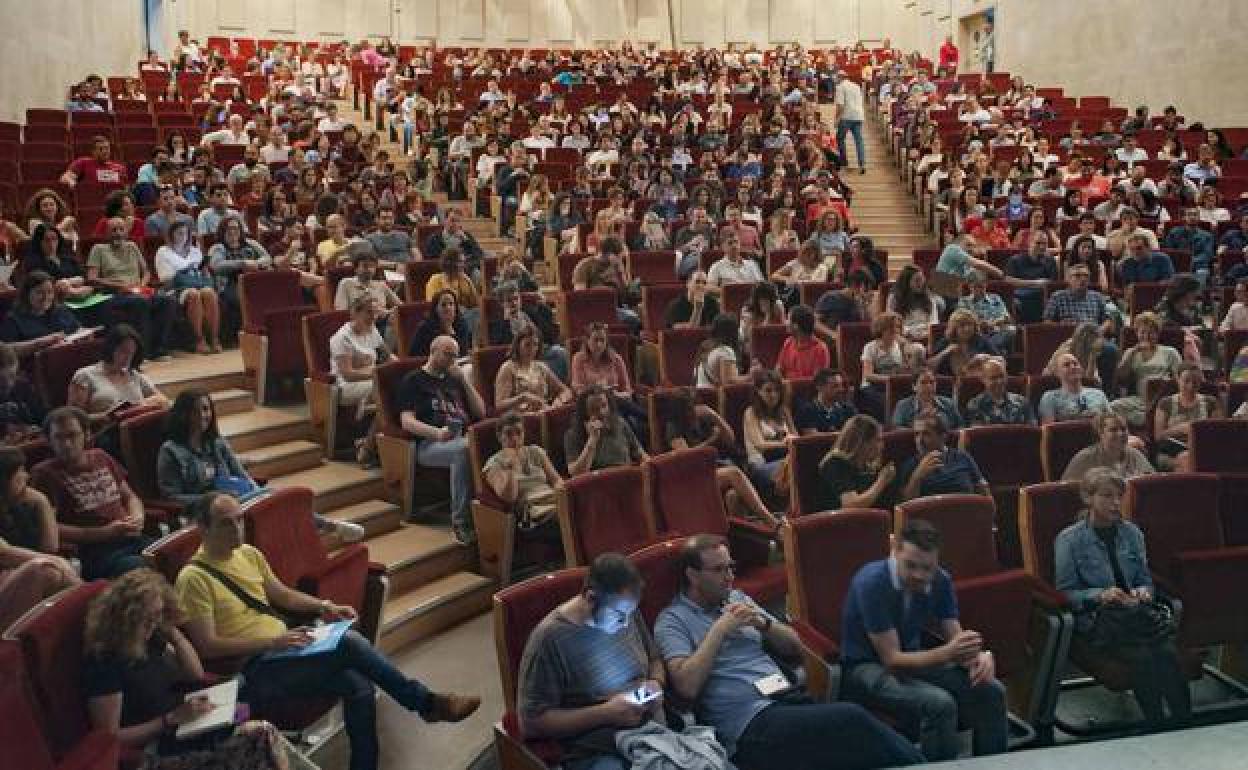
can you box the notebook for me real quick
[262,619,354,660]
[175,678,240,740]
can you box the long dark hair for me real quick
[0,447,26,509]
[23,224,71,261]
[165,388,219,447]
[892,265,929,317]
[748,368,787,422]
[569,384,618,445]
[14,270,55,315]
[101,323,145,370]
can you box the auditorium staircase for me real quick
[818,102,938,275]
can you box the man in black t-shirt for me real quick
[486,281,568,381]
[398,335,486,543]
[814,269,872,340]
[796,369,858,434]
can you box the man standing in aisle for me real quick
[939,35,960,75]
[834,73,866,175]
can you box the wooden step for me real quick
[366,523,475,594]
[218,406,310,451]
[378,571,495,654]
[148,350,248,399]
[266,462,385,511]
[210,388,255,417]
[321,498,403,539]
[238,439,324,478]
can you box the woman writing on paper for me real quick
[82,568,316,767]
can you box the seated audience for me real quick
[738,283,786,358]
[775,305,831,379]
[0,446,79,629]
[770,241,830,302]
[483,412,562,530]
[1005,232,1059,322]
[32,406,152,579]
[177,492,480,770]
[1039,353,1111,424]
[927,308,1001,378]
[409,289,474,359]
[897,412,989,501]
[1054,469,1191,730]
[21,224,93,301]
[0,344,46,441]
[87,217,176,360]
[1043,264,1120,387]
[1117,234,1175,288]
[0,270,84,359]
[488,281,567,381]
[366,205,421,265]
[696,315,753,387]
[156,389,363,542]
[1154,363,1221,470]
[665,389,778,528]
[89,191,146,240]
[1062,412,1155,481]
[518,553,731,769]
[208,216,273,330]
[69,323,170,456]
[398,335,486,544]
[60,136,129,191]
[664,270,721,330]
[742,369,797,502]
[654,534,924,770]
[82,569,305,767]
[815,414,897,511]
[841,519,1008,760]
[495,321,572,414]
[1110,312,1181,427]
[1218,279,1248,332]
[424,247,481,338]
[893,370,963,429]
[888,265,944,344]
[707,231,765,288]
[956,270,1016,352]
[965,358,1035,425]
[423,208,485,272]
[1161,207,1215,281]
[332,296,394,466]
[154,219,221,354]
[565,384,647,476]
[796,368,858,434]
[814,270,873,338]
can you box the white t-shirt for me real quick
[834,80,865,122]
[154,245,205,285]
[707,256,764,287]
[329,323,384,383]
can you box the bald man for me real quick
[398,335,485,544]
[85,217,176,359]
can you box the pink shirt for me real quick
[571,350,630,393]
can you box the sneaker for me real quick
[859,167,867,175]
[424,692,481,723]
[451,524,477,546]
[335,520,366,543]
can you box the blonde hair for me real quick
[1132,310,1161,334]
[945,308,978,339]
[84,569,182,662]
[825,414,883,469]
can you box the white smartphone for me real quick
[629,685,662,705]
[753,673,793,697]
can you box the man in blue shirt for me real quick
[895,415,990,502]
[841,520,1008,761]
[655,535,922,770]
[1161,207,1215,282]
[1117,234,1175,288]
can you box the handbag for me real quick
[173,266,212,290]
[1087,599,1176,650]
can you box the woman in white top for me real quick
[1198,187,1231,225]
[330,296,392,465]
[696,315,753,387]
[886,265,945,343]
[742,368,797,505]
[154,220,221,354]
[69,324,170,433]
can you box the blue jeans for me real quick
[734,700,924,770]
[747,456,785,499]
[836,119,866,169]
[79,536,153,580]
[105,291,176,354]
[415,436,472,530]
[243,630,433,770]
[843,662,1008,761]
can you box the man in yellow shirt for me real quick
[176,492,479,770]
[315,213,353,270]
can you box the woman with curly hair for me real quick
[82,569,312,768]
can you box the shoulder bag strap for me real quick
[190,559,290,625]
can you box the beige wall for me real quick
[993,0,1248,128]
[0,0,146,123]
[171,0,916,51]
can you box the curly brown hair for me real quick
[84,569,182,661]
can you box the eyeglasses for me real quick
[701,562,737,574]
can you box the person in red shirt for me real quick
[60,136,129,192]
[968,209,1012,250]
[30,406,152,580]
[939,35,960,74]
[89,191,146,240]
[776,304,832,380]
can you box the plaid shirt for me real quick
[965,391,1035,425]
[958,293,1011,325]
[1043,289,1110,324]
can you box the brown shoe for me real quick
[425,692,481,723]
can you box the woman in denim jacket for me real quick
[156,389,363,543]
[1054,468,1191,729]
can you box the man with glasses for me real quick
[655,535,923,770]
[518,553,710,770]
[841,519,1008,761]
[1043,263,1121,387]
[486,281,567,381]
